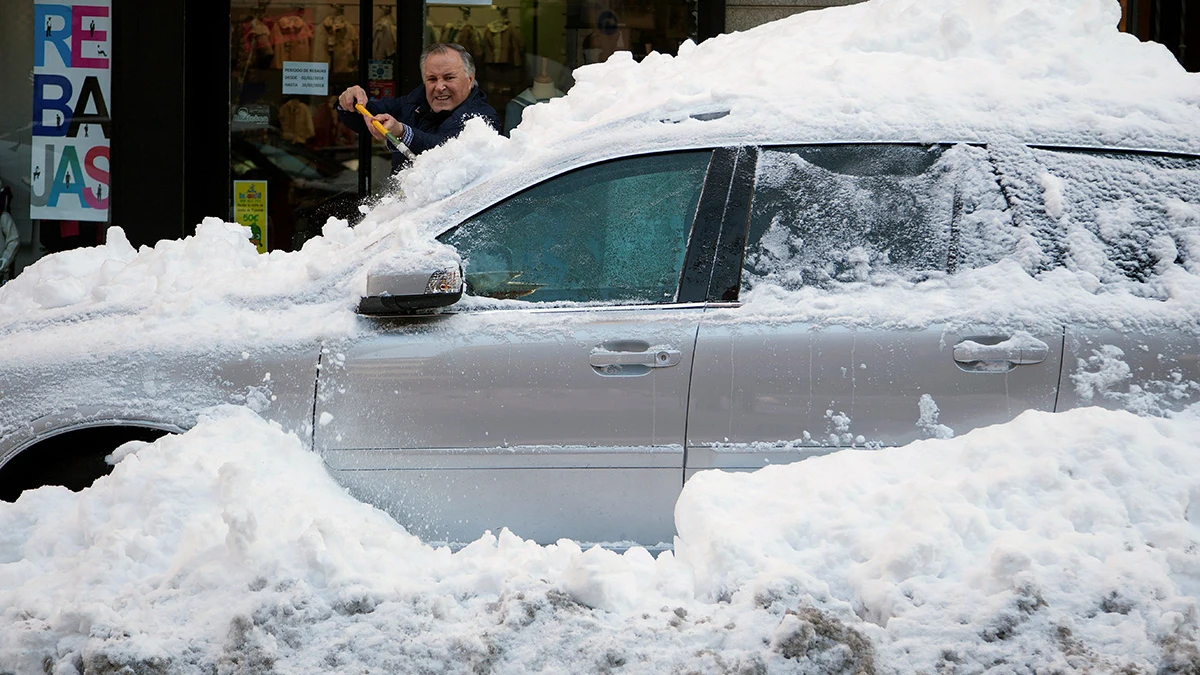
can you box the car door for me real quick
[315,150,723,545]
[686,143,1065,477]
[1026,147,1200,416]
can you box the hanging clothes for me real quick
[484,18,524,67]
[312,97,356,148]
[314,14,359,73]
[240,17,274,69]
[443,22,484,64]
[271,14,314,68]
[279,99,315,144]
[373,14,397,59]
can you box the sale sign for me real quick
[31,0,111,221]
[233,181,268,254]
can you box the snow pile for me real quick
[677,406,1200,672]
[0,217,407,354]
[2,406,1199,673]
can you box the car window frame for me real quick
[434,148,734,309]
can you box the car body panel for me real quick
[685,323,1064,477]
[0,345,320,464]
[1058,328,1200,416]
[314,305,703,544]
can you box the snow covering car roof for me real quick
[0,0,1198,356]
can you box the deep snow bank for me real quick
[2,406,1198,673]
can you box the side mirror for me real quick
[358,246,464,315]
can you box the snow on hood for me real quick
[2,405,1198,672]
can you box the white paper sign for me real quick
[31,0,112,221]
[282,61,329,95]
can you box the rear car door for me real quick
[315,150,723,545]
[686,143,1065,476]
[1025,147,1200,415]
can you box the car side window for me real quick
[741,143,1012,292]
[439,151,712,304]
[1028,148,1200,284]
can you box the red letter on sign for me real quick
[72,5,109,69]
[83,145,110,210]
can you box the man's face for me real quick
[424,51,474,113]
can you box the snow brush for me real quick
[356,103,416,161]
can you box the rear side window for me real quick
[742,144,1012,291]
[440,151,710,304]
[1029,148,1200,283]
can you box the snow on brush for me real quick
[3,405,1200,673]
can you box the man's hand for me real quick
[372,114,405,141]
[338,85,367,113]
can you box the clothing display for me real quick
[442,21,483,63]
[373,13,397,60]
[0,184,17,279]
[240,17,274,69]
[483,18,524,67]
[270,15,314,68]
[314,13,359,73]
[312,97,356,148]
[279,99,315,144]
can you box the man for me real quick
[337,42,499,173]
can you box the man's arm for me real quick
[405,98,501,154]
[334,85,403,137]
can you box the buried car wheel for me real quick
[0,427,171,502]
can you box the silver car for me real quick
[2,140,1198,546]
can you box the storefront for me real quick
[226,0,726,252]
[0,0,723,268]
[0,0,1192,274]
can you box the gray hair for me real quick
[420,42,475,77]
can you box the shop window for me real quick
[230,1,367,252]
[426,1,697,136]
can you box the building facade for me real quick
[0,0,1192,275]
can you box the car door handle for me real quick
[589,345,682,369]
[953,334,1049,366]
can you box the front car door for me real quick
[687,143,1065,476]
[315,150,720,545]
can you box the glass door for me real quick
[230,0,364,251]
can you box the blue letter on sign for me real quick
[33,74,73,137]
[34,5,73,68]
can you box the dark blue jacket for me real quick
[338,84,500,173]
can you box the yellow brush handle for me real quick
[355,103,391,138]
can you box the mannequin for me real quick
[503,59,564,135]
